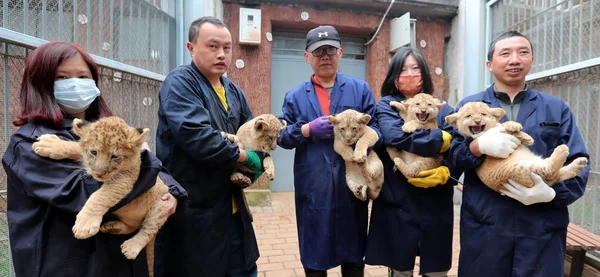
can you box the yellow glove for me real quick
[439,130,452,153]
[407,165,450,188]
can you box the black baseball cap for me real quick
[305,25,341,52]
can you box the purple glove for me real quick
[308,116,334,138]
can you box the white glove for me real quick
[500,173,557,206]
[476,126,521,158]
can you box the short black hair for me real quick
[487,30,533,61]
[188,16,227,43]
[380,47,434,98]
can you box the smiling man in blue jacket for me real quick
[449,30,590,277]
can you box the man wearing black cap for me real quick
[277,25,382,277]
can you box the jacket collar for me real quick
[304,72,347,116]
[482,84,538,123]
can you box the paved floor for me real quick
[250,192,460,277]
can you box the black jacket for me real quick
[2,118,187,277]
[154,62,259,277]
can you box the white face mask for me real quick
[53,78,101,115]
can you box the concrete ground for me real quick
[250,192,460,277]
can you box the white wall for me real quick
[445,0,466,107]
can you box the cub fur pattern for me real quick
[32,116,169,277]
[328,109,384,201]
[221,114,287,188]
[386,93,445,179]
[445,102,588,192]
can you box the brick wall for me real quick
[223,3,451,115]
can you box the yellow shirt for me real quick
[214,86,238,214]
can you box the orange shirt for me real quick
[311,75,331,116]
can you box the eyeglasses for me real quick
[311,47,338,57]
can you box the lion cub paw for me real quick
[231,172,252,188]
[264,167,275,181]
[572,157,589,171]
[502,121,523,133]
[353,151,367,163]
[121,239,144,260]
[72,213,102,239]
[402,121,421,133]
[32,134,68,160]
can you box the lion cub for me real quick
[221,114,287,188]
[32,116,169,277]
[329,109,384,201]
[445,102,588,192]
[386,93,445,179]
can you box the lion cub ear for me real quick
[129,127,150,148]
[445,113,459,127]
[254,118,269,132]
[278,119,287,130]
[328,115,339,124]
[72,118,90,137]
[434,98,446,108]
[358,114,371,125]
[489,108,506,120]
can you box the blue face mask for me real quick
[54,78,101,115]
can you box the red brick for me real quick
[265,269,296,277]
[258,262,284,271]
[268,254,296,263]
[273,243,298,250]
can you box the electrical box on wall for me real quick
[239,8,261,45]
[390,12,412,53]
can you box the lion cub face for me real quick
[73,116,149,182]
[328,109,371,145]
[393,93,445,123]
[249,114,287,152]
[444,102,505,138]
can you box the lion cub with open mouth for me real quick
[445,102,588,192]
[386,93,446,180]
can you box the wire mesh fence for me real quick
[490,0,600,74]
[0,0,176,75]
[0,39,162,277]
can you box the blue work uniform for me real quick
[277,72,382,271]
[365,94,459,275]
[449,86,590,277]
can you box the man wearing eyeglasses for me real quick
[277,25,382,277]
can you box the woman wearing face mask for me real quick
[364,47,460,277]
[2,41,187,277]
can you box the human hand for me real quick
[477,126,521,158]
[407,165,450,188]
[500,173,556,205]
[308,116,334,138]
[161,193,178,216]
[240,151,263,172]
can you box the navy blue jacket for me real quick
[449,86,590,277]
[277,73,382,270]
[154,62,259,277]
[365,94,458,274]
[3,118,187,277]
